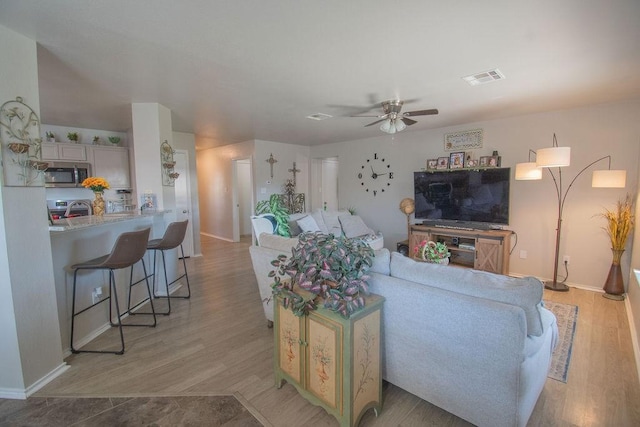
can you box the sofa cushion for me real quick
[322,210,350,235]
[288,213,307,236]
[257,233,296,253]
[297,214,321,233]
[389,252,544,336]
[339,215,372,238]
[310,210,329,233]
[370,248,391,275]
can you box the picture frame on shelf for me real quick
[449,152,465,169]
[436,157,449,170]
[479,156,490,167]
[426,159,438,170]
[488,155,501,167]
[466,159,479,168]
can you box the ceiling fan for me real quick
[352,100,438,134]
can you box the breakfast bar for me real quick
[49,211,177,354]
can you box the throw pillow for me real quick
[339,215,371,238]
[297,215,321,233]
[322,210,351,236]
[311,209,329,234]
[288,213,306,236]
[389,253,544,336]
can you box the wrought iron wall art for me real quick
[280,179,305,213]
[0,96,46,186]
[160,140,178,186]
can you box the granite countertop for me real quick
[49,210,168,233]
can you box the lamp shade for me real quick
[380,119,392,133]
[536,146,571,167]
[592,169,626,188]
[515,162,542,180]
[395,119,407,132]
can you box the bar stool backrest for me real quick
[102,228,151,270]
[153,220,188,250]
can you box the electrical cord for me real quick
[509,231,518,255]
[560,259,569,284]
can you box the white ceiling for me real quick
[1,0,639,150]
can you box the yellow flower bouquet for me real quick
[81,177,110,192]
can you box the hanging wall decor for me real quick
[0,96,46,186]
[160,139,178,186]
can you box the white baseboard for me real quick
[200,231,233,242]
[0,363,70,400]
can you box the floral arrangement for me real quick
[67,132,78,142]
[81,177,110,192]
[598,194,635,263]
[415,240,450,263]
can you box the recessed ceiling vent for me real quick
[306,113,333,121]
[462,69,505,86]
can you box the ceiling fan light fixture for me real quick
[395,118,407,132]
[380,119,392,133]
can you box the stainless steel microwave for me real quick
[44,162,91,188]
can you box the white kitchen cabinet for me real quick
[89,146,131,189]
[41,142,87,161]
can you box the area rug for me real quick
[0,394,266,426]
[543,300,578,383]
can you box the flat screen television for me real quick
[414,167,511,226]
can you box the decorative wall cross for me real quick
[266,153,277,178]
[288,162,301,185]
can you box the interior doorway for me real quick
[232,158,253,242]
[311,157,339,211]
[174,150,194,257]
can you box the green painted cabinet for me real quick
[274,293,384,427]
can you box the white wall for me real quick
[237,159,252,236]
[0,24,67,398]
[197,140,255,240]
[172,131,201,255]
[627,154,640,379]
[309,99,640,291]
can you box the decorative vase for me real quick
[92,192,105,216]
[603,248,625,300]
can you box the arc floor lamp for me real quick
[515,134,626,291]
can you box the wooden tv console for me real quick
[409,224,513,275]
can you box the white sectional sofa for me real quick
[250,209,384,249]
[249,239,558,427]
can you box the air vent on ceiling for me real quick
[306,113,333,121]
[462,69,505,86]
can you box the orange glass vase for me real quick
[92,192,105,216]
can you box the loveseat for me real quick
[249,235,558,427]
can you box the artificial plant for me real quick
[255,193,290,237]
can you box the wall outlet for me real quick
[563,255,570,265]
[519,250,527,259]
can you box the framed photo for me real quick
[488,155,501,167]
[466,159,479,168]
[426,159,438,170]
[444,128,483,151]
[436,157,449,170]
[449,152,465,169]
[479,156,490,167]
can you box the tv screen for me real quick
[414,168,510,226]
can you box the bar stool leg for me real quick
[150,250,172,315]
[70,269,81,353]
[125,259,158,325]
[109,270,126,355]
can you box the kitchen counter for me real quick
[49,210,169,232]
[49,211,177,354]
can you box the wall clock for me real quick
[357,153,394,196]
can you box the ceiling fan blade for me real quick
[350,114,383,118]
[401,117,418,126]
[365,118,387,127]
[404,108,439,117]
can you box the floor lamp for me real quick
[515,134,626,291]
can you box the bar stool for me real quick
[143,220,191,316]
[70,228,156,355]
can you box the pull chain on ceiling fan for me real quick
[352,99,439,134]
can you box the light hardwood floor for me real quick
[34,235,640,426]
